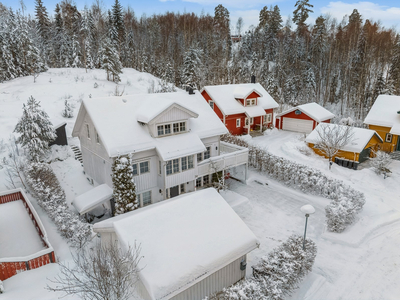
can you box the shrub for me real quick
[210,235,317,300]
[221,134,366,232]
[24,162,92,247]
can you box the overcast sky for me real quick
[3,0,400,33]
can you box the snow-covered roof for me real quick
[72,91,227,158]
[93,188,259,300]
[364,95,400,130]
[245,105,267,118]
[306,123,382,153]
[276,102,335,122]
[72,184,113,215]
[154,132,206,161]
[136,101,198,124]
[202,83,278,116]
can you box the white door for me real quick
[282,117,313,133]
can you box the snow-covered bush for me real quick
[61,100,74,118]
[370,150,392,176]
[24,162,92,247]
[221,134,366,232]
[111,155,138,215]
[210,235,317,300]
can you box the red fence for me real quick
[0,190,56,281]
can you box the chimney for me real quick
[251,75,256,84]
[189,87,195,95]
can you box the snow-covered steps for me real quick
[70,145,83,164]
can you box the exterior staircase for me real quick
[70,145,83,164]
[390,151,400,161]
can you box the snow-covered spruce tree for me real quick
[182,47,203,89]
[62,100,74,118]
[101,38,122,83]
[370,150,392,176]
[111,155,138,215]
[14,96,56,161]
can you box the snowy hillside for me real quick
[0,68,163,143]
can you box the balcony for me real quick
[197,141,249,177]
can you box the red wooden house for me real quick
[201,83,279,135]
[275,102,335,134]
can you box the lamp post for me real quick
[300,204,315,250]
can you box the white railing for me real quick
[197,142,248,177]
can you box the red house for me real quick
[275,102,335,134]
[201,83,279,135]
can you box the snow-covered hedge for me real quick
[24,162,92,247]
[208,235,317,300]
[221,134,366,232]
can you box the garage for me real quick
[275,103,335,134]
[282,117,314,133]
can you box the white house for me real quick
[72,90,248,210]
[93,188,260,300]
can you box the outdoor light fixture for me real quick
[300,204,315,250]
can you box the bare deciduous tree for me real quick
[314,124,354,170]
[47,241,142,300]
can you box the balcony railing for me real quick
[197,142,248,177]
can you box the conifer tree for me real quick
[14,96,56,161]
[101,38,123,83]
[182,47,203,89]
[111,155,138,215]
[112,0,125,53]
[293,0,314,35]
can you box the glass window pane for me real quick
[157,125,164,136]
[164,124,171,134]
[204,147,211,159]
[173,159,179,173]
[140,161,149,173]
[166,161,172,175]
[181,156,187,171]
[142,191,151,206]
[173,123,179,133]
[203,175,209,185]
[180,183,185,193]
[196,177,202,187]
[180,122,186,132]
[188,155,194,169]
[86,124,90,138]
[132,164,138,176]
[197,153,202,162]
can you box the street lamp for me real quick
[300,204,315,250]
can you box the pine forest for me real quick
[1,0,400,123]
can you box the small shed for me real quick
[49,122,68,146]
[276,103,335,133]
[93,188,259,300]
[306,124,383,163]
[0,189,55,281]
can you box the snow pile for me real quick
[24,162,92,247]
[222,134,366,232]
[210,235,317,300]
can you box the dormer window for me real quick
[246,98,256,106]
[157,121,187,137]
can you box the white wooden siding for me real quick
[170,255,247,300]
[132,156,159,193]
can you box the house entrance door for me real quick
[397,136,400,151]
[170,185,179,198]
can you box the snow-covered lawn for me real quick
[1,69,399,299]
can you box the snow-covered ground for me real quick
[0,69,399,299]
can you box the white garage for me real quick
[275,103,335,134]
[282,117,314,133]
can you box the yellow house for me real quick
[364,95,400,152]
[306,123,383,163]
